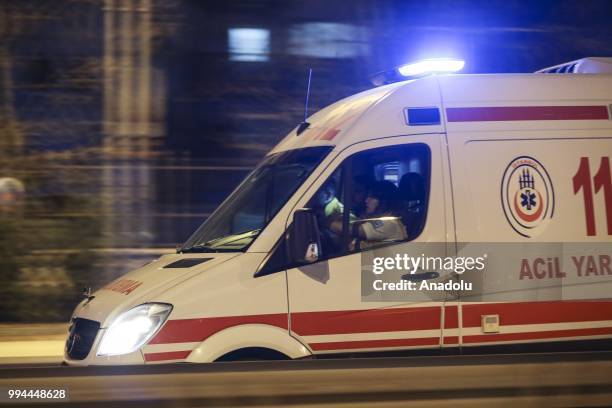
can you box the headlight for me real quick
[97,303,172,356]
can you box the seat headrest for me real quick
[399,172,425,200]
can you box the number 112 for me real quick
[572,157,612,236]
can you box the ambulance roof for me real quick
[269,73,612,155]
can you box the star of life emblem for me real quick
[501,156,555,237]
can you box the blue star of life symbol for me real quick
[521,190,536,210]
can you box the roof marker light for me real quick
[397,59,465,77]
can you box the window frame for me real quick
[256,141,432,277]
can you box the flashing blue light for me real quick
[398,59,465,77]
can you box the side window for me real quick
[257,165,346,276]
[257,143,431,275]
[308,143,431,259]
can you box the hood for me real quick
[72,253,240,327]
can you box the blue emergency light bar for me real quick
[369,58,465,86]
[397,59,465,77]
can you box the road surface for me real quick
[1,352,611,407]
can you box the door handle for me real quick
[401,271,440,281]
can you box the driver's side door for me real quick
[285,135,454,355]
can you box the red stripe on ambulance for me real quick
[310,336,439,351]
[446,106,609,122]
[444,305,459,329]
[144,350,191,362]
[147,301,612,357]
[316,128,340,141]
[148,313,288,344]
[443,336,459,345]
[291,306,442,336]
[463,326,612,345]
[461,301,612,328]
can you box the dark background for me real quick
[1,0,611,321]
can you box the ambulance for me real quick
[64,57,612,365]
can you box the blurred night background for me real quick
[0,0,611,322]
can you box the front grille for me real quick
[66,318,100,360]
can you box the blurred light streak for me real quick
[287,23,369,58]
[228,28,270,62]
[398,58,465,76]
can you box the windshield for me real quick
[181,146,332,252]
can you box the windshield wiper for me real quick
[181,229,261,253]
[180,244,220,253]
[180,244,240,253]
[203,229,260,246]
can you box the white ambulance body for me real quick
[65,59,612,365]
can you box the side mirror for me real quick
[290,208,322,264]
